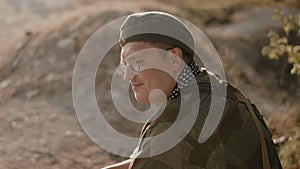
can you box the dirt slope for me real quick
[0,0,299,169]
[0,1,184,168]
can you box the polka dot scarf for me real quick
[168,60,200,101]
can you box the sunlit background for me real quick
[0,0,299,168]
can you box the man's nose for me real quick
[123,66,137,81]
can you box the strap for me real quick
[231,85,270,169]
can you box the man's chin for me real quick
[149,89,167,105]
[134,93,150,105]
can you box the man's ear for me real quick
[171,47,183,60]
[169,47,183,70]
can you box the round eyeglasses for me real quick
[120,47,175,73]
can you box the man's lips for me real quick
[131,83,143,89]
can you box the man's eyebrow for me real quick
[120,57,126,64]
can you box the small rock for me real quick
[69,16,86,32]
[11,59,19,68]
[26,31,32,36]
[33,60,41,67]
[65,130,72,136]
[3,18,16,24]
[30,158,36,163]
[26,89,39,98]
[23,116,29,122]
[15,42,24,50]
[48,57,56,65]
[15,156,22,161]
[49,114,58,121]
[57,37,75,51]
[76,131,83,137]
[0,79,11,89]
[273,135,290,145]
[11,121,17,128]
[86,158,92,164]
[38,138,47,145]
[46,73,55,82]
[49,31,60,39]
[82,146,99,156]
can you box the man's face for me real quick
[120,42,177,104]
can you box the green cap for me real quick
[119,11,194,57]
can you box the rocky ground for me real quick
[0,0,299,169]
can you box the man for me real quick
[103,11,282,169]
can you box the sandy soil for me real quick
[0,0,299,169]
[0,1,184,168]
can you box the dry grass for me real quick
[160,0,299,25]
[279,126,300,169]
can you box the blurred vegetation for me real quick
[160,0,299,25]
[261,10,300,76]
[259,9,300,169]
[279,127,300,169]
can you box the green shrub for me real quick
[261,9,300,76]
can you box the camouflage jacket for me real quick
[129,69,282,169]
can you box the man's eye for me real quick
[135,61,143,65]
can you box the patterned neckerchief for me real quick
[167,60,200,101]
